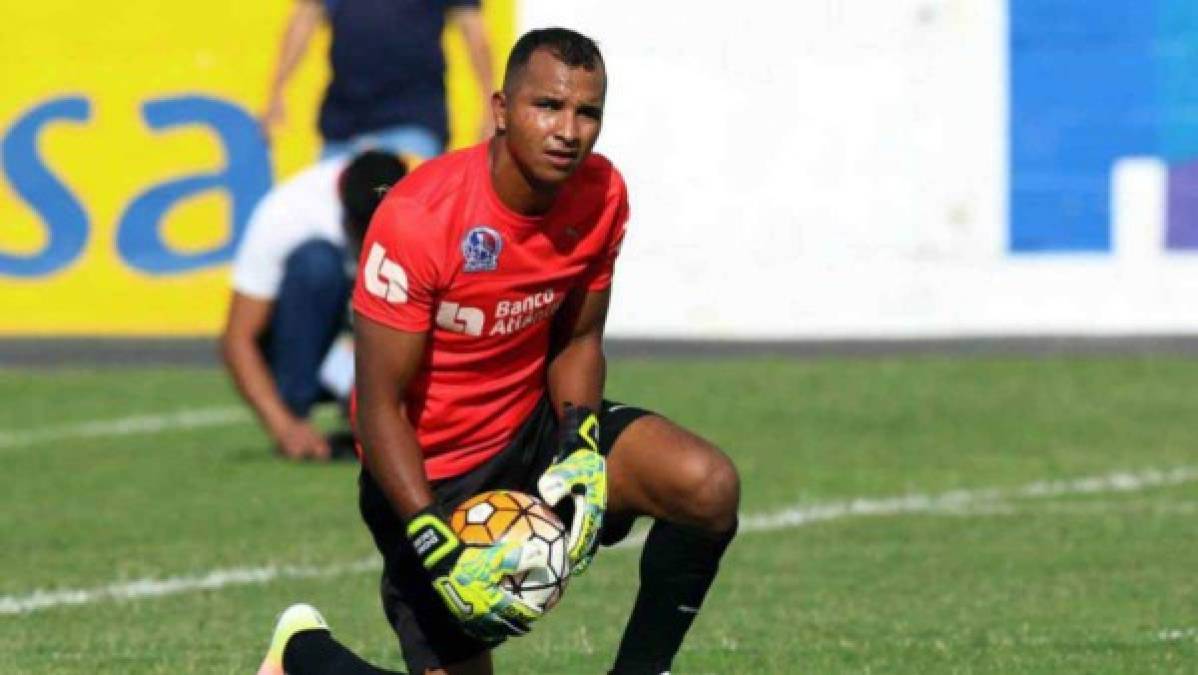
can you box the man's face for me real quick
[495,49,606,187]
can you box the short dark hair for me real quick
[503,27,604,92]
[338,150,406,240]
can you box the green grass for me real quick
[2,357,1197,673]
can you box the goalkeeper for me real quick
[258,27,740,675]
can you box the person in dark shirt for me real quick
[261,0,494,160]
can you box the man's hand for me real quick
[273,418,330,460]
[537,405,607,575]
[406,508,546,641]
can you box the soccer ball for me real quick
[450,490,570,612]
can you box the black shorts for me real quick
[358,397,654,673]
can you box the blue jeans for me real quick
[320,124,444,161]
[262,239,352,417]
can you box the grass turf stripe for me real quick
[0,407,251,450]
[3,465,1195,616]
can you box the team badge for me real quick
[461,226,503,272]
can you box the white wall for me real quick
[519,0,1198,339]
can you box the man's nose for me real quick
[557,113,580,145]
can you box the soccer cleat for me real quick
[256,603,329,675]
[325,430,359,461]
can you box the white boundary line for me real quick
[1159,628,1198,642]
[0,559,379,616]
[736,465,1198,533]
[3,465,1195,616]
[0,407,251,450]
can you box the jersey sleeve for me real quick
[584,175,630,292]
[351,197,444,332]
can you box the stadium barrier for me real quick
[4,0,1197,339]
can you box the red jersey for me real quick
[351,142,629,480]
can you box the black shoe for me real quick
[326,431,358,461]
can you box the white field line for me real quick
[969,498,1198,516]
[0,407,251,450]
[0,558,379,615]
[1158,628,1198,642]
[2,465,1196,616]
[611,465,1198,548]
[735,465,1198,533]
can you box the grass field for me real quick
[2,356,1197,673]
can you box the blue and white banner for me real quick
[523,0,1198,338]
[5,1,1193,338]
[1011,0,1198,254]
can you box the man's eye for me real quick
[536,99,561,110]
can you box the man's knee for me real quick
[677,448,740,533]
[283,239,346,291]
[275,379,315,417]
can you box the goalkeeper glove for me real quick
[537,404,607,575]
[406,506,547,642]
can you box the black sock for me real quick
[610,518,738,674]
[283,629,404,675]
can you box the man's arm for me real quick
[546,287,610,418]
[448,6,496,141]
[355,312,547,638]
[353,312,436,518]
[261,0,325,134]
[539,288,611,574]
[220,292,330,459]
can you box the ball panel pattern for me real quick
[465,502,495,524]
[449,489,571,612]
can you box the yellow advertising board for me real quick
[0,1,513,335]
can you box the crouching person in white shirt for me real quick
[221,151,406,460]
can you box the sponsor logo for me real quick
[461,226,503,272]
[490,289,562,336]
[436,301,485,336]
[412,529,439,556]
[431,288,563,338]
[495,289,556,318]
[363,243,409,303]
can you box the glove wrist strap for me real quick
[405,505,461,575]
[559,404,600,457]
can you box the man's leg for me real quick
[264,239,351,417]
[604,416,741,674]
[259,600,493,675]
[281,620,491,675]
[319,138,353,161]
[257,603,402,675]
[379,571,495,675]
[363,124,445,162]
[359,471,499,675]
[284,630,402,675]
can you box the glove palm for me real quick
[537,406,607,575]
[433,539,547,641]
[407,510,547,641]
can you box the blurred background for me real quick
[1,0,512,336]
[4,2,1198,673]
[6,0,1196,342]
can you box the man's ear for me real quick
[491,90,507,135]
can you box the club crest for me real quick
[461,226,503,272]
